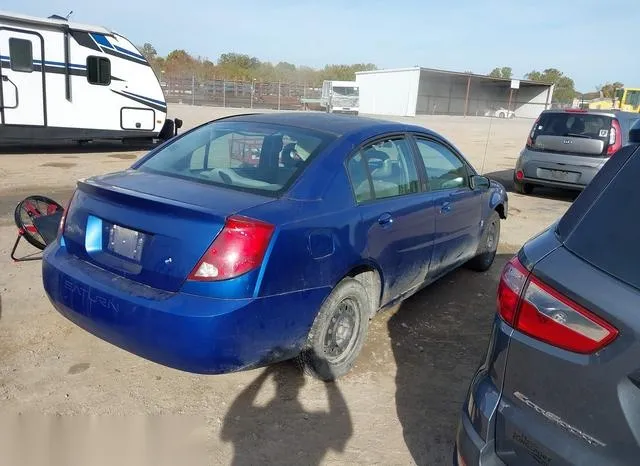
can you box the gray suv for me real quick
[514,109,640,194]
[456,126,640,465]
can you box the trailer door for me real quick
[0,29,45,126]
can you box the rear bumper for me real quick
[515,149,606,189]
[42,242,329,374]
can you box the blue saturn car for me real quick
[42,112,508,380]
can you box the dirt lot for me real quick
[0,107,576,465]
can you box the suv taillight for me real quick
[188,215,274,281]
[526,117,540,149]
[497,256,618,354]
[607,119,622,156]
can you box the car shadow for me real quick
[484,169,579,203]
[0,140,158,155]
[221,363,353,465]
[388,254,512,465]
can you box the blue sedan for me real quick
[42,113,508,380]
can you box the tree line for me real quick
[138,44,377,84]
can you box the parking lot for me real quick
[0,106,575,465]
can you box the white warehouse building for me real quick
[355,67,554,119]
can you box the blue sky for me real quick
[3,0,639,92]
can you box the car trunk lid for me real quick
[62,170,273,292]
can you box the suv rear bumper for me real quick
[456,411,505,466]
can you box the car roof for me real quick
[218,112,429,137]
[541,109,640,120]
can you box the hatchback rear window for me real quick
[533,112,612,142]
[137,121,334,196]
[564,146,640,290]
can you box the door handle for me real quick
[440,202,453,214]
[378,213,393,226]
[1,75,7,82]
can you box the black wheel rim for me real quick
[322,298,360,364]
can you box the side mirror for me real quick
[471,175,491,190]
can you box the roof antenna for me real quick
[48,11,73,21]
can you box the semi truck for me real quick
[320,80,359,115]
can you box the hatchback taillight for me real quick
[526,117,540,149]
[607,119,622,156]
[497,256,618,354]
[188,215,274,282]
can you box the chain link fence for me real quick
[161,75,324,110]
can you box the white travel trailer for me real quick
[0,11,179,144]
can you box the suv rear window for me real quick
[534,112,612,141]
[563,146,640,289]
[138,121,334,196]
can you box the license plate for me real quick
[108,224,144,261]
[551,170,569,180]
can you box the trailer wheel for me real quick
[158,119,175,141]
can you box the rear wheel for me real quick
[514,179,534,194]
[466,210,500,272]
[297,278,371,381]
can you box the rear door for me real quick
[0,29,45,126]
[496,145,640,465]
[413,137,482,275]
[346,135,437,304]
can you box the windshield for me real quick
[333,86,359,96]
[137,121,334,196]
[533,112,612,141]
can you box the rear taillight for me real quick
[526,117,540,148]
[607,119,622,156]
[497,256,529,325]
[188,215,274,282]
[497,256,618,354]
[58,190,77,237]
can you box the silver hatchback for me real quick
[514,109,640,194]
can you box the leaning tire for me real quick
[466,210,500,272]
[297,278,371,381]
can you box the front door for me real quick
[347,135,437,305]
[413,137,483,274]
[0,29,45,126]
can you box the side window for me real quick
[347,153,372,202]
[415,139,468,191]
[87,56,111,85]
[9,38,33,73]
[348,137,420,202]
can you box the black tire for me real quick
[466,210,500,272]
[297,278,371,381]
[514,179,534,195]
[158,119,175,141]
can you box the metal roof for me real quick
[356,66,553,87]
[0,10,112,34]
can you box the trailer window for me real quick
[87,56,111,85]
[9,38,33,73]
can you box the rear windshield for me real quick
[137,121,334,196]
[534,112,612,142]
[564,146,640,289]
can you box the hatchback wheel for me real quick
[297,278,371,381]
[514,179,534,195]
[466,210,500,272]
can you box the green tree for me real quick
[138,43,157,61]
[525,68,576,104]
[598,82,624,98]
[488,67,512,79]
